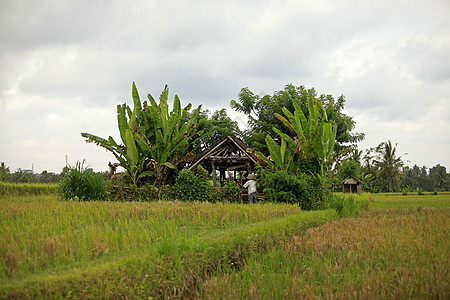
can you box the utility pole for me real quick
[65,155,68,168]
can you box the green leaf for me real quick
[265,135,282,168]
[163,162,176,169]
[139,171,155,178]
[125,129,138,167]
[117,104,128,144]
[132,82,142,116]
[280,138,287,165]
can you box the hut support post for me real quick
[212,160,216,187]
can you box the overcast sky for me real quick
[1,0,449,173]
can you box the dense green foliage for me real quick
[250,95,338,207]
[107,181,160,202]
[258,170,322,210]
[401,164,450,192]
[0,162,60,184]
[198,108,242,149]
[337,140,449,193]
[174,167,211,202]
[58,161,108,201]
[218,180,241,202]
[82,83,211,188]
[230,84,364,155]
[4,82,449,202]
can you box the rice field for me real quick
[0,190,448,298]
[358,192,450,209]
[0,182,56,198]
[0,195,304,280]
[200,207,449,299]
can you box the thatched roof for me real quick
[189,136,265,171]
[342,176,362,185]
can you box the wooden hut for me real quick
[189,136,265,187]
[342,176,362,194]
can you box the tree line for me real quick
[1,83,448,195]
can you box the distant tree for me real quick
[347,147,363,165]
[373,140,405,192]
[197,108,241,149]
[9,168,37,183]
[429,164,449,191]
[337,160,361,181]
[401,164,433,191]
[39,170,60,184]
[230,84,364,155]
[0,162,10,182]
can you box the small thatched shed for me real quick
[189,136,265,187]
[342,176,362,194]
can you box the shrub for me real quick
[174,166,210,202]
[107,179,159,201]
[260,170,322,210]
[417,187,424,195]
[222,180,241,202]
[58,161,108,201]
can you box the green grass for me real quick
[354,192,450,209]
[0,195,339,298]
[1,192,448,298]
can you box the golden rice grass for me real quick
[201,207,449,299]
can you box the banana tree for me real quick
[274,96,337,184]
[138,86,211,187]
[250,135,295,173]
[81,98,148,186]
[82,82,211,188]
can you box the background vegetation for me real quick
[1,83,448,199]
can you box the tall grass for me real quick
[200,207,449,299]
[322,193,365,218]
[0,182,57,198]
[0,195,339,298]
[0,195,304,282]
[2,193,447,298]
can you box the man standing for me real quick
[243,174,257,203]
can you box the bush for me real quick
[260,170,323,210]
[174,166,210,202]
[58,161,108,201]
[107,179,159,201]
[220,180,241,202]
[417,187,424,195]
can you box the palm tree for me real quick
[430,164,448,191]
[374,140,405,192]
